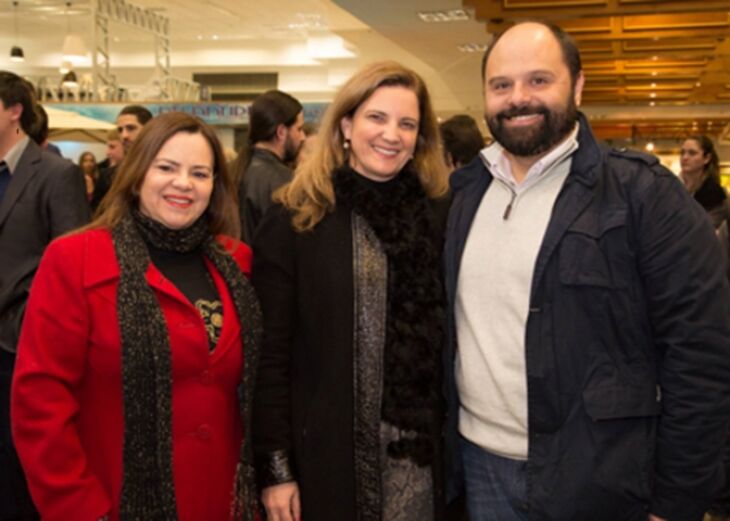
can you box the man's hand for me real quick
[649,515,668,521]
[261,481,301,521]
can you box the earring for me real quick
[343,139,350,150]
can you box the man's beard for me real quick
[486,95,577,157]
[283,133,301,164]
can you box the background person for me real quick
[232,90,305,244]
[11,112,261,521]
[0,70,90,521]
[679,135,728,229]
[252,61,449,521]
[439,114,484,172]
[78,150,97,201]
[91,105,153,210]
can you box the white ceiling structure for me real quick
[0,0,491,129]
[3,0,730,136]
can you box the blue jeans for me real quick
[460,436,529,521]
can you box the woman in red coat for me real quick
[11,112,261,521]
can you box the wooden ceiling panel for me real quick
[621,13,730,32]
[465,0,730,19]
[465,0,730,135]
[622,39,717,53]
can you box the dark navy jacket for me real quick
[443,116,730,521]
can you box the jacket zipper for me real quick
[503,184,517,220]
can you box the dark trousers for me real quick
[0,349,38,521]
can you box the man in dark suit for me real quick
[0,71,90,520]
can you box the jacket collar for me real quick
[251,146,285,165]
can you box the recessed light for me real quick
[651,71,658,76]
[651,55,658,61]
[212,34,219,40]
[650,101,656,106]
[650,92,656,98]
[196,35,203,40]
[458,43,488,53]
[418,9,470,23]
[651,83,656,88]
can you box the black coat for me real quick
[443,116,730,521]
[0,140,90,354]
[238,148,293,245]
[251,190,449,520]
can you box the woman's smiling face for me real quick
[340,85,420,182]
[138,131,214,230]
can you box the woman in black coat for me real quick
[251,61,450,521]
[679,135,728,229]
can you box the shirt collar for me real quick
[2,136,30,175]
[481,123,580,193]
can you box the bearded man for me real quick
[236,90,305,243]
[442,21,730,521]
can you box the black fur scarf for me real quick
[332,165,445,466]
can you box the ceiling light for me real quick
[651,55,658,61]
[645,142,655,152]
[458,43,488,53]
[651,71,658,76]
[307,34,357,59]
[212,34,219,40]
[10,1,24,63]
[10,46,24,63]
[696,82,701,87]
[62,2,87,64]
[651,83,656,88]
[650,92,656,98]
[417,9,470,23]
[649,101,656,107]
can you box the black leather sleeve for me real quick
[255,449,296,488]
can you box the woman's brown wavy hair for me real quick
[276,61,448,232]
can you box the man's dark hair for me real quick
[248,90,303,145]
[28,104,49,145]
[118,104,153,125]
[481,21,582,84]
[0,71,37,134]
[440,115,484,168]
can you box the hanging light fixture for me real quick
[10,1,25,63]
[61,2,87,64]
[61,70,78,87]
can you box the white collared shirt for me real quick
[2,136,30,175]
[481,123,580,194]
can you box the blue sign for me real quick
[46,102,328,126]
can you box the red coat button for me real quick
[197,424,212,441]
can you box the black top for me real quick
[148,245,222,350]
[239,148,293,244]
[694,175,727,210]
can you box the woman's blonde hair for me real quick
[81,111,240,238]
[276,61,448,231]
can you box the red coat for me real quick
[11,228,252,521]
